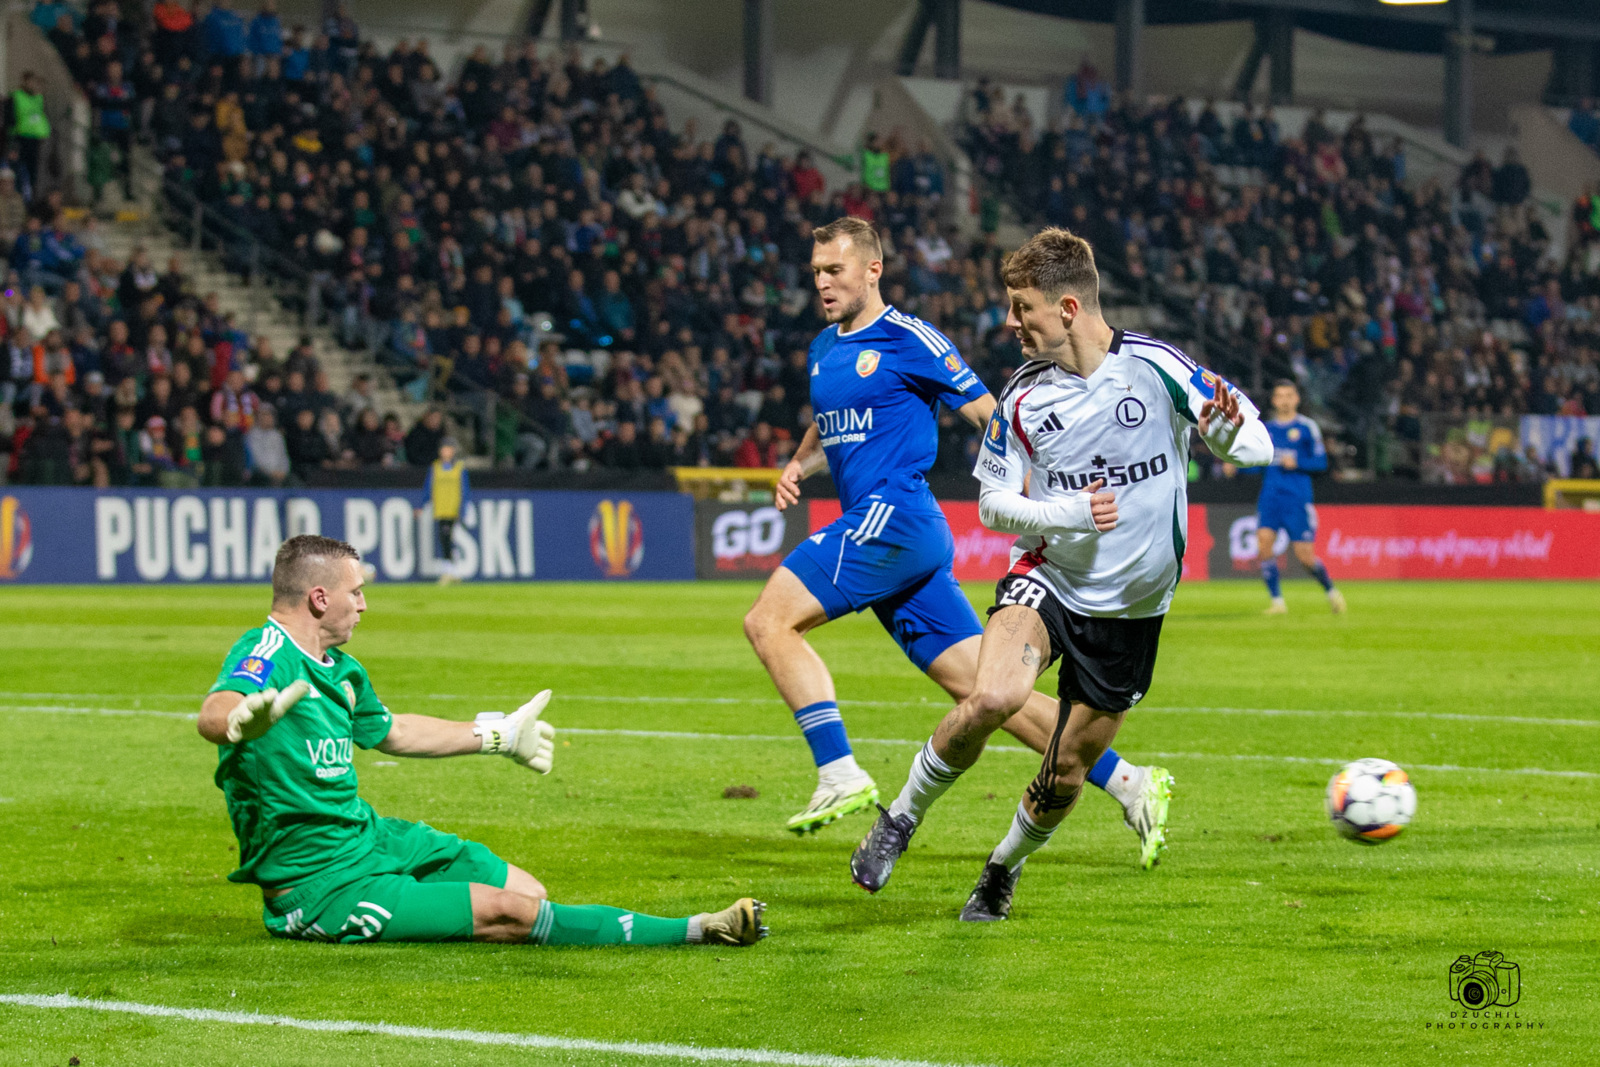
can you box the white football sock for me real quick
[888,741,962,825]
[990,802,1056,872]
[1102,759,1146,809]
[818,753,867,788]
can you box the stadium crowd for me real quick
[0,216,444,486]
[967,66,1600,475]
[21,0,969,479]
[7,2,1599,487]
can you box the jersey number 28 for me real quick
[998,578,1048,610]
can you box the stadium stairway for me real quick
[1511,104,1600,211]
[70,36,860,467]
[87,152,434,449]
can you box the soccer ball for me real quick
[1326,758,1416,844]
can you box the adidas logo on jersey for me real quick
[1035,412,1065,436]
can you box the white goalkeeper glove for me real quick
[474,690,556,774]
[225,680,312,743]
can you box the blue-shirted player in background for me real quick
[743,217,1171,869]
[1249,380,1346,616]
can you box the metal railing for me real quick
[638,69,856,172]
[153,175,322,335]
[331,25,858,180]
[125,144,495,445]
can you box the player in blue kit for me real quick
[1250,380,1346,615]
[743,217,1171,868]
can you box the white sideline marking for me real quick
[1143,705,1600,730]
[0,703,196,719]
[2,690,1597,730]
[1138,751,1600,779]
[0,704,1593,779]
[0,993,988,1067]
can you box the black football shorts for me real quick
[988,573,1164,713]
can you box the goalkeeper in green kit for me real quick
[200,534,767,948]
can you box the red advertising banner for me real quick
[1312,506,1600,580]
[811,500,1599,582]
[808,500,1214,582]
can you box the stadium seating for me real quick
[961,76,1598,476]
[9,0,1599,486]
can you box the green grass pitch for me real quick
[0,579,1595,1065]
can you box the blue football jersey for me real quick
[1250,414,1327,501]
[807,306,987,510]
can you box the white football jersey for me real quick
[973,330,1261,618]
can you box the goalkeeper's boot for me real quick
[1124,765,1174,871]
[1328,589,1348,615]
[785,776,878,835]
[960,858,1022,922]
[1264,598,1288,616]
[849,803,916,893]
[695,898,768,946]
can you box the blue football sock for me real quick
[1261,559,1282,598]
[794,701,851,768]
[1087,748,1122,790]
[1308,559,1334,592]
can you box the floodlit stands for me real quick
[9,0,1600,486]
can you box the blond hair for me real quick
[812,216,883,262]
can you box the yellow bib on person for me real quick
[430,461,464,519]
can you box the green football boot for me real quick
[1125,766,1174,870]
[786,777,879,834]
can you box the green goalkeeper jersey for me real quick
[210,618,394,888]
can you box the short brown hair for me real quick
[812,216,882,262]
[272,534,360,603]
[1002,227,1100,311]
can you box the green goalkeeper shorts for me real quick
[262,817,509,943]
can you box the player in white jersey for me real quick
[851,228,1274,919]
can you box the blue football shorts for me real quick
[782,487,982,673]
[1257,495,1317,543]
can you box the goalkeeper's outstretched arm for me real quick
[199,688,555,774]
[376,696,555,771]
[377,715,484,756]
[380,690,557,773]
